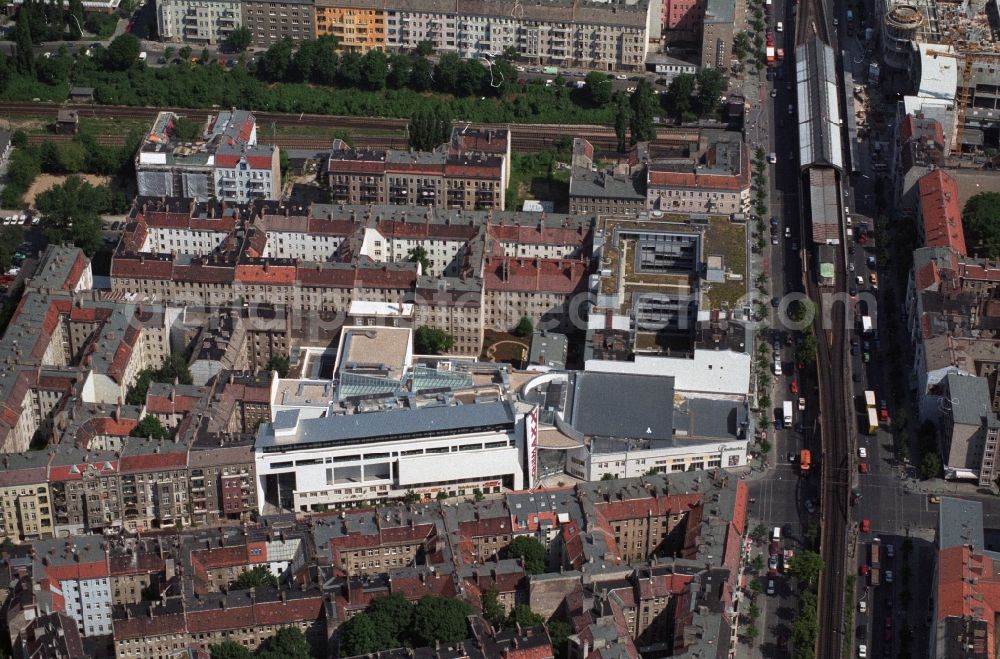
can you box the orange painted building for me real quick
[314,1,386,52]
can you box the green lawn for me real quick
[702,215,748,310]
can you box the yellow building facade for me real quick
[314,2,386,52]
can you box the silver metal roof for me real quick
[795,39,844,170]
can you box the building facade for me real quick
[326,142,506,211]
[314,0,386,51]
[157,0,242,44]
[241,0,316,47]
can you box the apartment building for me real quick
[568,139,648,215]
[937,373,1000,485]
[136,110,281,202]
[326,141,506,211]
[904,172,1000,422]
[314,0,386,51]
[157,0,242,45]
[0,454,53,542]
[663,0,703,43]
[383,0,652,71]
[890,113,946,217]
[33,536,114,637]
[916,169,967,255]
[646,138,751,214]
[242,0,315,47]
[111,199,595,355]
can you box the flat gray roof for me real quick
[259,400,516,452]
[569,371,675,440]
[939,497,985,550]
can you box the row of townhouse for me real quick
[897,127,1000,487]
[157,0,653,70]
[568,135,753,216]
[1,466,745,657]
[110,197,595,355]
[0,374,271,542]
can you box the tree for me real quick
[664,73,695,122]
[482,587,506,629]
[209,641,253,659]
[14,12,34,75]
[743,623,760,642]
[436,491,448,500]
[414,326,455,354]
[265,355,290,377]
[368,592,413,643]
[920,452,941,480]
[387,53,412,89]
[361,49,389,90]
[415,40,434,56]
[513,316,534,338]
[68,0,85,40]
[105,34,140,71]
[179,45,192,61]
[601,472,616,481]
[506,604,544,628]
[694,68,726,117]
[472,488,484,502]
[338,50,363,87]
[172,117,203,141]
[402,490,420,504]
[546,620,572,659]
[131,416,170,440]
[786,550,824,586]
[796,332,818,365]
[35,176,108,255]
[505,536,546,574]
[407,245,432,273]
[751,554,765,572]
[629,80,657,144]
[340,612,396,656]
[159,353,193,384]
[733,31,752,62]
[258,627,312,659]
[201,48,211,63]
[584,71,613,107]
[233,565,279,590]
[225,26,252,53]
[412,596,473,646]
[258,38,293,81]
[434,52,463,94]
[410,57,434,92]
[613,93,630,153]
[750,523,768,543]
[962,192,1000,258]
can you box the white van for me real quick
[772,526,781,541]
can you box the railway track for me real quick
[0,102,699,150]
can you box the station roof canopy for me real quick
[795,39,843,171]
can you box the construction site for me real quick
[879,0,1000,154]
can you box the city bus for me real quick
[866,407,879,434]
[864,390,876,409]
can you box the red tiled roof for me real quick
[214,153,275,170]
[594,493,701,522]
[647,160,750,191]
[119,451,187,473]
[234,263,297,285]
[44,560,109,582]
[111,256,174,279]
[113,611,186,641]
[504,644,555,659]
[483,257,588,294]
[918,170,967,255]
[915,260,941,291]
